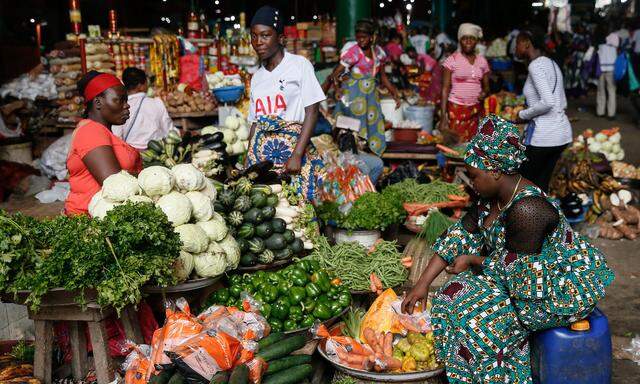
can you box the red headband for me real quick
[83,73,123,103]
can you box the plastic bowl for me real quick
[212,85,245,103]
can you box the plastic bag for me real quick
[167,329,242,383]
[313,323,374,371]
[122,342,152,384]
[38,134,72,180]
[359,289,406,340]
[179,54,204,91]
[320,152,375,207]
[149,298,203,370]
[390,297,432,334]
[624,335,640,365]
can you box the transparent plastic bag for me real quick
[390,297,432,334]
[312,323,374,371]
[121,342,152,384]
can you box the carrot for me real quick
[383,332,393,357]
[447,194,468,202]
[363,328,379,351]
[401,256,412,263]
[370,273,383,291]
[436,144,459,155]
[382,356,403,370]
[377,333,385,353]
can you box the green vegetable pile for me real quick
[383,179,467,204]
[416,208,455,245]
[0,202,181,313]
[309,236,408,291]
[316,191,406,231]
[206,259,351,332]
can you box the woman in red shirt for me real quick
[65,71,141,215]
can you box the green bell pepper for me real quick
[268,318,283,333]
[261,303,272,319]
[262,285,279,303]
[305,282,321,298]
[290,268,309,287]
[337,292,351,308]
[300,315,315,328]
[311,271,331,292]
[317,294,330,305]
[228,275,243,286]
[267,272,283,285]
[253,293,265,304]
[289,286,306,305]
[309,260,321,273]
[277,281,292,296]
[313,303,332,320]
[283,319,298,332]
[327,286,340,300]
[302,298,316,314]
[329,301,343,317]
[289,306,303,321]
[229,285,243,298]
[271,298,290,320]
[297,260,312,274]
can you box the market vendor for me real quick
[402,115,614,383]
[324,19,401,157]
[65,70,141,215]
[246,5,326,201]
[112,67,175,151]
[439,23,490,143]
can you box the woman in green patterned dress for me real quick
[402,114,614,383]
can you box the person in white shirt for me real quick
[247,5,326,201]
[409,27,429,56]
[597,32,619,119]
[434,28,454,61]
[632,25,640,55]
[515,28,572,192]
[112,67,174,150]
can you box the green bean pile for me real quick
[309,236,408,291]
[384,179,466,204]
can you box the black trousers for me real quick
[519,144,567,193]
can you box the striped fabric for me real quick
[443,51,490,106]
[519,57,573,147]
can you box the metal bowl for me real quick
[232,258,293,273]
[143,276,221,293]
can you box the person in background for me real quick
[434,27,454,61]
[246,5,326,201]
[402,115,613,383]
[112,67,175,151]
[439,23,490,143]
[324,19,401,158]
[564,23,590,99]
[597,31,619,120]
[406,46,437,73]
[615,20,631,49]
[632,19,640,58]
[384,31,404,63]
[65,70,141,216]
[515,28,572,193]
[409,27,430,56]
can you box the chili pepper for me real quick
[288,286,306,305]
[331,278,342,286]
[283,319,298,332]
[229,285,243,298]
[313,303,332,320]
[268,318,283,333]
[289,306,303,321]
[302,298,316,314]
[337,292,351,308]
[262,285,279,303]
[311,271,331,292]
[271,298,290,320]
[290,268,309,287]
[329,301,343,317]
[305,282,321,298]
[300,314,315,328]
[216,288,230,303]
[261,302,272,319]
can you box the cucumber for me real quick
[256,335,306,362]
[228,364,249,384]
[167,372,184,384]
[265,355,312,374]
[258,332,286,350]
[148,369,174,384]
[210,371,229,384]
[261,364,313,384]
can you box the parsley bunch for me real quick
[338,192,406,231]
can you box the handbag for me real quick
[614,52,628,82]
[523,58,558,146]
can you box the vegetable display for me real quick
[158,87,216,115]
[573,128,624,162]
[383,179,467,205]
[89,166,238,280]
[415,209,455,246]
[141,129,227,172]
[201,114,250,157]
[309,237,408,292]
[214,178,313,267]
[0,203,180,312]
[206,259,352,332]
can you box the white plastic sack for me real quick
[35,182,70,203]
[38,134,73,180]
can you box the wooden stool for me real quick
[30,303,143,384]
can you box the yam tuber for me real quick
[599,224,623,240]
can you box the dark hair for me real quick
[77,70,104,118]
[355,19,375,36]
[406,46,417,54]
[122,67,147,90]
[518,26,546,51]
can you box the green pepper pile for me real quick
[207,259,351,332]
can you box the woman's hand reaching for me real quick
[285,153,303,174]
[401,282,429,315]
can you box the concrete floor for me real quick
[1,92,639,381]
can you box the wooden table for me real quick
[170,111,218,130]
[381,143,439,161]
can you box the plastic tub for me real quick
[404,105,436,133]
[212,85,244,104]
[380,98,403,127]
[392,128,419,143]
[334,229,381,248]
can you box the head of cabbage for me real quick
[185,191,213,222]
[171,164,206,192]
[175,223,209,254]
[218,234,240,270]
[88,192,120,219]
[138,166,175,196]
[174,250,195,282]
[196,218,228,242]
[194,243,227,278]
[102,170,140,202]
[156,191,193,226]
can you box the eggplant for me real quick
[204,141,226,151]
[147,140,164,155]
[200,132,224,146]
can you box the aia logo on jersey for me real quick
[255,94,287,116]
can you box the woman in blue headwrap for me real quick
[402,115,614,383]
[246,5,326,201]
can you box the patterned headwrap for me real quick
[464,114,527,174]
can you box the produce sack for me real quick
[320,153,375,207]
[167,329,242,383]
[313,324,374,371]
[179,54,204,91]
[390,298,432,334]
[122,343,152,384]
[359,289,405,340]
[149,298,203,370]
